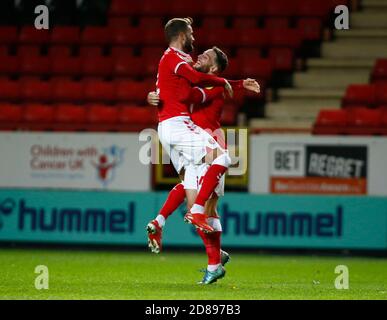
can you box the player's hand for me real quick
[243,78,260,94]
[224,80,233,98]
[147,91,160,106]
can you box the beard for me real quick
[194,63,210,73]
[183,38,194,53]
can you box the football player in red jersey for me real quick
[147,46,259,284]
[150,17,236,238]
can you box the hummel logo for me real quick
[0,198,16,230]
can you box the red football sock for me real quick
[197,229,221,265]
[159,183,186,219]
[195,164,227,207]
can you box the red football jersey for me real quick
[190,80,244,131]
[156,47,227,122]
[189,80,244,149]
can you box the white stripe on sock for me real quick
[155,215,165,228]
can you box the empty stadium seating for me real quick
[0,0,369,133]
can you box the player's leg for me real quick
[189,147,231,218]
[147,171,186,254]
[197,195,226,284]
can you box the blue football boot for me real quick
[198,265,226,285]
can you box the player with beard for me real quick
[147,47,259,284]
[151,17,235,238]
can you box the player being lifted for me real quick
[147,43,260,283]
[149,17,233,233]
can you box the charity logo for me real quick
[0,198,16,230]
[91,145,125,187]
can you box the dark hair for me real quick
[164,17,193,43]
[212,46,228,73]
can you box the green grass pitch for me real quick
[0,248,386,300]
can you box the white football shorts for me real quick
[158,116,223,174]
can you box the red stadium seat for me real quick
[234,0,267,17]
[201,17,227,29]
[240,58,273,80]
[196,28,237,47]
[0,55,19,74]
[239,29,268,47]
[112,27,140,46]
[23,104,55,122]
[109,0,140,16]
[297,18,323,41]
[79,46,104,58]
[81,56,114,77]
[111,47,134,59]
[0,46,8,56]
[52,80,84,102]
[236,48,262,60]
[268,29,302,49]
[108,17,131,28]
[376,84,387,106]
[19,26,49,45]
[296,0,329,18]
[315,109,347,126]
[138,17,165,29]
[371,59,387,83]
[118,105,158,125]
[169,0,204,16]
[0,79,20,101]
[347,107,382,127]
[87,104,119,124]
[48,45,72,57]
[141,0,171,16]
[266,0,296,17]
[51,56,81,76]
[268,48,294,71]
[20,79,52,102]
[51,26,80,45]
[342,84,376,107]
[233,18,258,29]
[54,104,87,123]
[220,102,238,126]
[142,56,159,77]
[141,47,165,59]
[20,56,50,75]
[0,26,18,44]
[113,56,144,77]
[81,27,112,45]
[115,80,154,103]
[265,18,289,29]
[0,103,23,122]
[84,80,116,102]
[202,0,233,16]
[140,28,166,46]
[17,45,40,57]
[222,58,241,78]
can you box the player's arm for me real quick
[184,86,224,104]
[229,79,260,94]
[175,62,233,97]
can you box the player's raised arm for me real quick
[184,87,224,105]
[175,62,228,88]
[228,79,260,94]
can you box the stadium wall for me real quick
[0,189,386,250]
